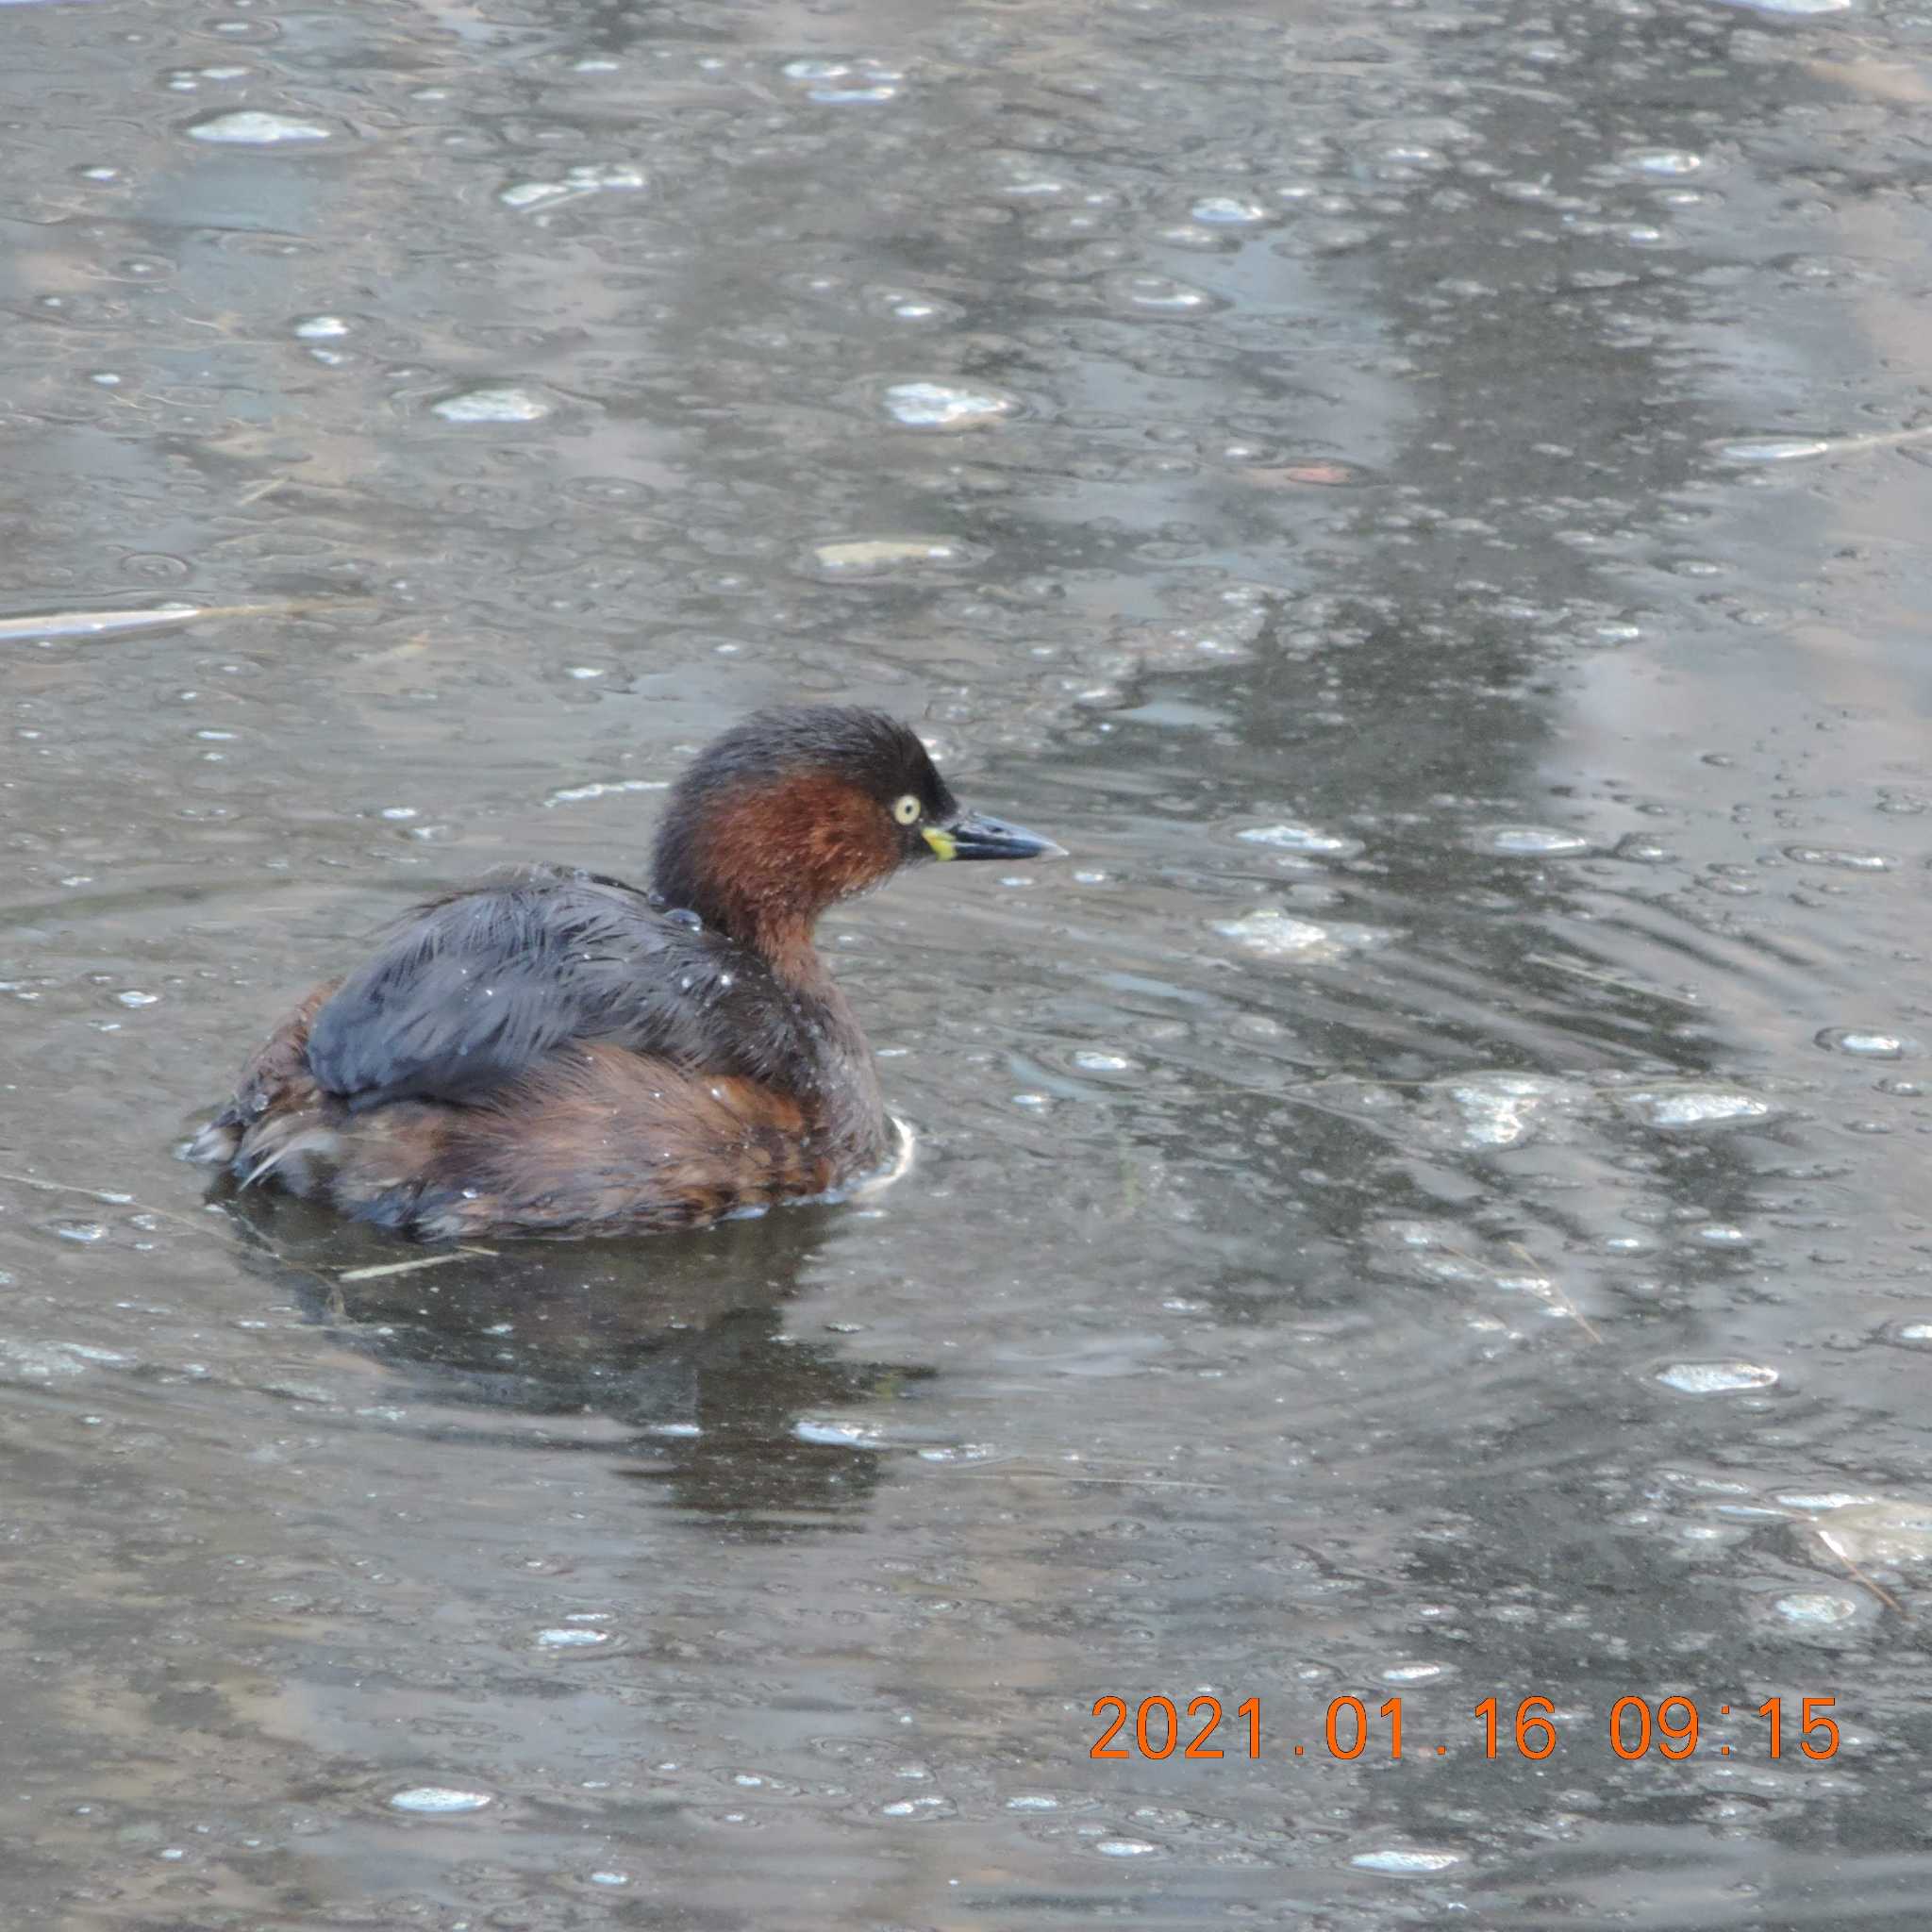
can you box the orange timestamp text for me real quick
[1091,1693,1840,1762]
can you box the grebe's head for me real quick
[651,707,1062,953]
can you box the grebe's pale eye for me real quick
[891,793,923,825]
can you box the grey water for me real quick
[5,0,1932,1925]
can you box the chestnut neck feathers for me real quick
[649,708,956,958]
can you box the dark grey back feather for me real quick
[305,867,813,1110]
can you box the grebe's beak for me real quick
[924,810,1066,863]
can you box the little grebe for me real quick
[191,707,1060,1240]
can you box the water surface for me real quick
[6,0,1932,1925]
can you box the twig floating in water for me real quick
[0,599,371,644]
[940,1466,1224,1490]
[0,1169,206,1233]
[1816,1527,1910,1620]
[1508,1241,1605,1346]
[336,1246,497,1282]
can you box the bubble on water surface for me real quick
[1190,195,1270,225]
[1786,845,1891,870]
[1238,823,1364,858]
[882,1791,957,1820]
[1718,436,1836,463]
[1242,459,1377,489]
[186,110,336,145]
[388,1787,492,1814]
[1095,1839,1159,1857]
[1071,1050,1137,1074]
[498,163,646,211]
[1707,0,1850,11]
[1352,1849,1463,1874]
[1474,824,1591,857]
[783,58,903,104]
[293,315,349,340]
[588,1871,630,1887]
[536,1626,611,1649]
[1816,1028,1918,1059]
[1656,1360,1779,1394]
[1441,1073,1579,1149]
[856,284,962,325]
[431,386,554,424]
[1620,1085,1773,1129]
[1622,148,1703,175]
[1106,274,1219,316]
[1612,833,1674,863]
[795,1417,883,1447]
[1771,1592,1860,1626]
[0,1340,97,1383]
[1212,908,1391,962]
[879,381,1020,430]
[543,777,668,807]
[809,537,976,575]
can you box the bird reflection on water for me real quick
[221,1186,931,1533]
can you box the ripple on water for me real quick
[880,380,1021,430]
[1656,1360,1779,1394]
[1707,0,1850,11]
[431,386,554,424]
[186,109,336,145]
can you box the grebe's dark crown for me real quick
[667,707,957,822]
